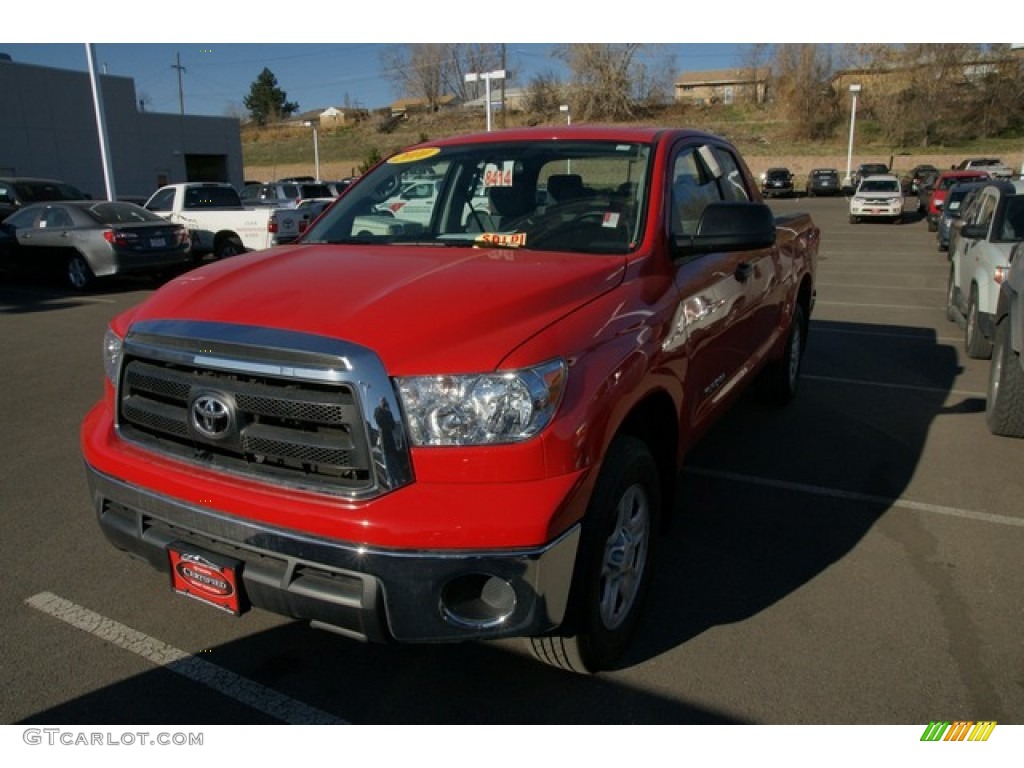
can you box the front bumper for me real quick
[85,464,580,644]
[851,200,902,218]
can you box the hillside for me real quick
[243,104,1024,184]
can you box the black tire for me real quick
[215,236,245,260]
[528,435,660,674]
[965,285,993,360]
[849,215,858,224]
[927,219,937,233]
[66,253,95,291]
[758,302,807,405]
[986,318,1024,437]
[946,267,959,322]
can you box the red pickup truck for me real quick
[81,125,819,673]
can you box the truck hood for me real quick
[132,243,626,373]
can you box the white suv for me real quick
[947,180,1024,359]
[849,174,903,224]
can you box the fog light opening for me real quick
[441,573,516,629]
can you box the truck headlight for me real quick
[396,359,567,446]
[103,328,124,385]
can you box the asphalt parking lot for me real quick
[1,194,1022,726]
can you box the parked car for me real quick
[849,174,903,224]
[957,158,1014,180]
[986,239,1024,436]
[852,163,889,189]
[805,168,842,197]
[946,180,1024,359]
[926,170,991,231]
[323,178,356,196]
[0,176,89,222]
[0,200,190,290]
[240,181,334,209]
[904,164,939,196]
[760,167,794,198]
[937,181,988,253]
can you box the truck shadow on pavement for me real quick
[626,318,967,667]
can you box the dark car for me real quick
[805,168,842,197]
[937,181,988,253]
[0,176,89,222]
[905,164,940,196]
[761,167,794,198]
[0,200,190,290]
[852,163,890,189]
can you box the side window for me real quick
[146,189,174,212]
[974,195,996,230]
[670,146,722,237]
[712,147,751,203]
[0,183,12,204]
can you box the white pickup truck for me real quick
[144,182,308,259]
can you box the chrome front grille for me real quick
[114,320,414,498]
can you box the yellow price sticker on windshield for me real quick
[387,147,441,164]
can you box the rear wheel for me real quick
[215,236,245,260]
[965,285,993,359]
[528,435,660,674]
[66,253,95,291]
[758,302,807,405]
[986,319,1024,437]
[946,267,960,322]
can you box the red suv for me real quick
[927,170,990,231]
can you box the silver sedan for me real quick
[0,200,191,290]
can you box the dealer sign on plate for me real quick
[168,544,243,615]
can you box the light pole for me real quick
[303,120,320,181]
[559,104,572,172]
[844,83,862,190]
[465,69,506,131]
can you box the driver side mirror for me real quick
[673,201,776,256]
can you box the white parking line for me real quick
[815,300,940,310]
[684,467,1024,528]
[803,374,985,399]
[24,591,346,725]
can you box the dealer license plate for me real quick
[167,543,243,614]
[150,237,166,248]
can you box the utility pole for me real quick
[171,52,186,115]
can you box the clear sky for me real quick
[0,42,746,117]
[3,3,958,118]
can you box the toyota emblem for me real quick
[191,394,232,439]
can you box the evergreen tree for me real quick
[243,68,299,126]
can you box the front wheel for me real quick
[986,319,1024,437]
[528,435,660,674]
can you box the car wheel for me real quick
[528,435,660,674]
[849,215,858,224]
[965,285,993,359]
[945,267,959,322]
[758,302,807,406]
[927,219,937,232]
[986,319,1024,437]
[214,236,245,260]
[66,253,95,291]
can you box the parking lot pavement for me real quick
[2,197,1023,726]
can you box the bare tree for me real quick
[554,44,643,121]
[770,44,836,140]
[380,44,505,111]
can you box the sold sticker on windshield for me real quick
[475,232,526,248]
[483,161,515,187]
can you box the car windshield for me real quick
[302,139,653,255]
[859,179,899,193]
[13,180,87,202]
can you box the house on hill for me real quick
[674,68,769,106]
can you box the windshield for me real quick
[86,202,166,224]
[14,180,87,202]
[302,139,653,255]
[858,179,899,193]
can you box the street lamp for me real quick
[559,104,572,172]
[844,83,862,190]
[465,69,506,131]
[302,120,320,181]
